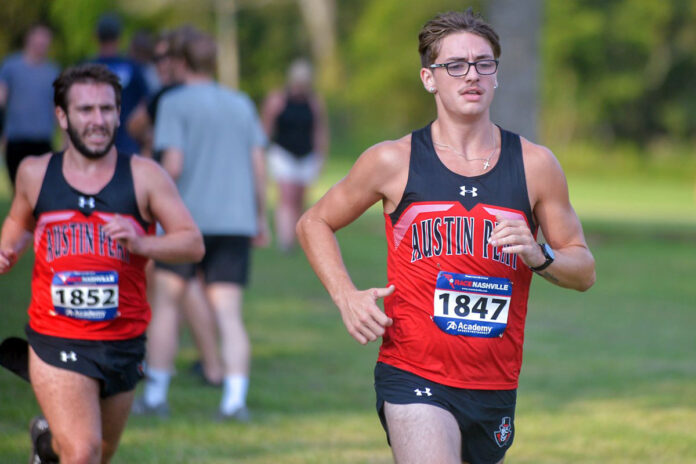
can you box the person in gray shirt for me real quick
[0,24,59,186]
[132,30,268,421]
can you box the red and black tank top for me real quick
[379,123,537,389]
[28,152,153,340]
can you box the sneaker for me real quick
[28,415,57,464]
[130,396,170,418]
[217,406,250,423]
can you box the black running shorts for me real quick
[374,362,517,464]
[155,235,251,285]
[26,325,145,398]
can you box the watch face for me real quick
[544,244,555,260]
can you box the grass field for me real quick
[0,154,695,463]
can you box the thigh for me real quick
[207,282,244,316]
[151,268,189,306]
[375,362,462,463]
[29,347,102,451]
[455,390,516,464]
[384,401,461,464]
[100,389,136,461]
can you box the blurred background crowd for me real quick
[0,0,694,162]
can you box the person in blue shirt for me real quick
[91,13,148,155]
[0,24,59,186]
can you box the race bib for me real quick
[433,271,512,338]
[51,271,119,321]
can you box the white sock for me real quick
[144,367,171,406]
[220,375,249,414]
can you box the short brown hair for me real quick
[183,32,217,75]
[53,64,122,111]
[418,9,501,68]
[166,25,200,59]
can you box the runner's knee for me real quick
[55,434,101,464]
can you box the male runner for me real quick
[0,64,204,464]
[297,9,595,464]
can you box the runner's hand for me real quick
[337,285,395,345]
[488,215,545,268]
[102,214,143,254]
[0,249,17,274]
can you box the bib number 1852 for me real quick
[51,270,119,321]
[53,287,117,308]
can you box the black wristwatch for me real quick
[529,243,555,272]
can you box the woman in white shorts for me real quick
[262,59,329,251]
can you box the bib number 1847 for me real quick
[437,293,507,321]
[432,272,512,338]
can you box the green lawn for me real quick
[1,155,695,463]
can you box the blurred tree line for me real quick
[1,0,694,153]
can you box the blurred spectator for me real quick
[129,29,161,95]
[133,31,268,421]
[261,58,329,252]
[127,27,224,386]
[127,27,193,160]
[91,12,148,155]
[0,24,59,186]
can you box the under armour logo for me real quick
[459,186,478,197]
[60,351,77,362]
[414,387,432,397]
[78,196,95,209]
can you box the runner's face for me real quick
[422,31,497,119]
[62,82,120,159]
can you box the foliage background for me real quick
[1,0,694,155]
[1,1,695,462]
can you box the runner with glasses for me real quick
[297,8,595,464]
[429,58,499,77]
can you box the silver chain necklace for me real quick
[433,128,498,170]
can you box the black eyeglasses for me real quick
[429,59,499,77]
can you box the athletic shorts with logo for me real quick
[26,325,145,398]
[374,362,516,464]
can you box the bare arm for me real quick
[102,156,204,264]
[126,102,153,157]
[160,147,184,181]
[251,145,270,246]
[0,157,45,273]
[297,141,408,344]
[489,141,595,291]
[0,199,33,273]
[260,91,284,139]
[310,94,329,158]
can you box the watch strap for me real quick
[529,243,554,272]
